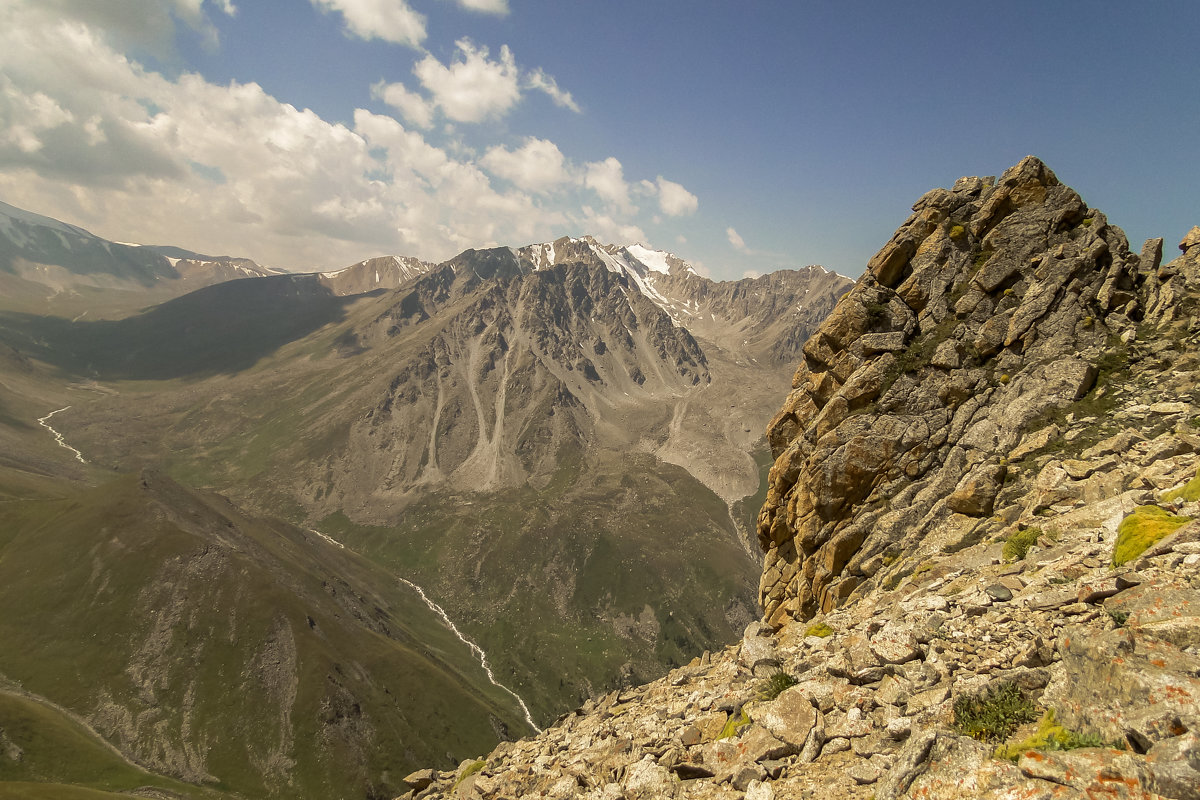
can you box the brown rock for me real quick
[1180,225,1200,253]
[946,464,1007,517]
[747,686,817,751]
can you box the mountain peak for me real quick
[758,155,1145,622]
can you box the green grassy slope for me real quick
[0,692,236,800]
[0,471,532,799]
[321,451,760,721]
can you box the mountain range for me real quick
[0,198,850,798]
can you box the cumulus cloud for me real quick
[584,157,631,212]
[726,227,747,250]
[30,0,236,54]
[655,176,698,216]
[481,137,569,193]
[453,0,509,14]
[576,208,647,248]
[412,39,520,123]
[0,4,691,268]
[311,0,426,48]
[525,68,580,113]
[374,39,580,128]
[371,79,434,129]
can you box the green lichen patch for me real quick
[803,621,833,638]
[1113,505,1190,566]
[452,760,486,790]
[718,709,751,740]
[995,709,1112,761]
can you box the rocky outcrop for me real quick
[757,156,1146,623]
[1143,225,1200,327]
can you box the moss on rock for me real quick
[1003,527,1041,562]
[1113,505,1190,566]
[1162,466,1200,503]
[994,709,1108,761]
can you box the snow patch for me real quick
[626,244,671,274]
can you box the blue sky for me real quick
[0,1,1196,280]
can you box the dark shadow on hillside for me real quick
[0,274,366,379]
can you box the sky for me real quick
[0,1,1197,281]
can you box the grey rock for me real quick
[870,624,925,664]
[984,583,1013,603]
[403,769,437,790]
[1043,621,1200,745]
[875,729,936,800]
[1182,225,1200,253]
[1141,237,1164,272]
[847,760,881,784]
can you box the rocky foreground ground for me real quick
[396,161,1200,800]
[398,429,1199,799]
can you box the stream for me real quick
[310,529,542,733]
[37,406,87,464]
[34,403,540,734]
[396,575,542,733]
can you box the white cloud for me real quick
[576,207,647,247]
[32,0,236,53]
[371,79,434,129]
[311,0,426,48]
[584,157,631,212]
[525,68,580,113]
[655,176,698,216]
[413,39,520,124]
[481,137,569,194]
[0,4,692,269]
[375,40,579,128]
[726,226,747,250]
[453,0,509,15]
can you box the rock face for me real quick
[757,156,1145,622]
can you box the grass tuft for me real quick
[756,672,798,701]
[953,683,1037,743]
[1003,527,1041,562]
[1162,466,1200,503]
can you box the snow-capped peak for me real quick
[511,236,701,326]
